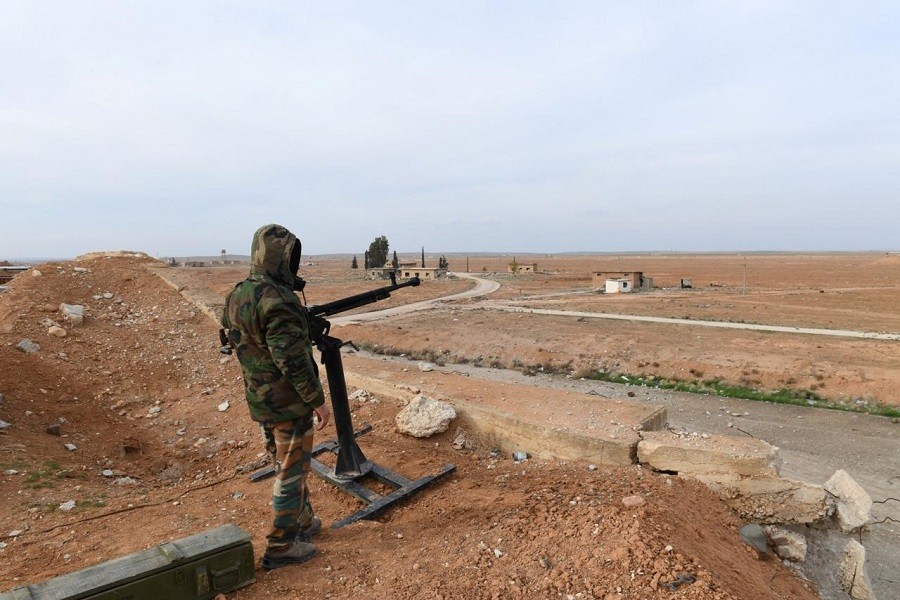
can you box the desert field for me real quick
[327,253,899,408]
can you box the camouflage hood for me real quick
[250,224,299,286]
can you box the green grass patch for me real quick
[24,460,66,489]
[582,371,900,418]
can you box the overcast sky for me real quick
[2,1,898,258]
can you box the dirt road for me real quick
[331,272,499,325]
[491,305,900,341]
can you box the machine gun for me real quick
[228,272,455,528]
[306,271,419,341]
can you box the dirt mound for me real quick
[0,258,816,599]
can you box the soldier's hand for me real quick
[314,404,331,431]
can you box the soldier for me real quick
[221,223,332,570]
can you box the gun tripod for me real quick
[251,331,456,529]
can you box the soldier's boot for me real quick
[261,540,317,571]
[297,516,322,541]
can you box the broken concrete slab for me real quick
[840,539,876,600]
[824,469,872,534]
[342,356,666,466]
[637,431,782,478]
[696,474,828,524]
[763,525,808,562]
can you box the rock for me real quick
[739,524,769,557]
[824,470,872,533]
[64,443,77,452]
[217,400,230,412]
[513,451,528,462]
[48,326,67,337]
[16,339,40,354]
[59,500,76,511]
[0,420,11,432]
[102,292,113,299]
[31,270,42,277]
[73,267,90,273]
[452,427,475,450]
[839,539,875,600]
[114,477,139,486]
[622,495,646,508]
[59,304,84,326]
[763,525,807,562]
[101,469,114,477]
[348,389,369,401]
[395,395,456,438]
[418,362,435,372]
[148,406,162,416]
[46,423,62,436]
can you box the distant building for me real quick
[605,279,631,293]
[508,263,537,274]
[593,271,653,292]
[399,267,446,280]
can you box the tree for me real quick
[351,255,358,269]
[364,251,369,269]
[438,255,449,269]
[367,236,389,268]
[392,250,399,268]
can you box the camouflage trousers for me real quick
[260,414,315,548]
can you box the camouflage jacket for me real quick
[221,224,324,423]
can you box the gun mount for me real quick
[243,273,455,528]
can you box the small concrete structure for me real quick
[366,267,397,280]
[593,271,653,291]
[399,267,446,280]
[605,279,632,294]
[508,263,537,274]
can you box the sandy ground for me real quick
[0,256,823,599]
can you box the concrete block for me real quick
[696,474,828,524]
[824,469,872,534]
[840,539,876,600]
[452,399,639,465]
[637,431,782,478]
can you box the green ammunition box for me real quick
[1,524,255,600]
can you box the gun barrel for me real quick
[308,276,420,318]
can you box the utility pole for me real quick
[466,257,469,273]
[742,255,747,295]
